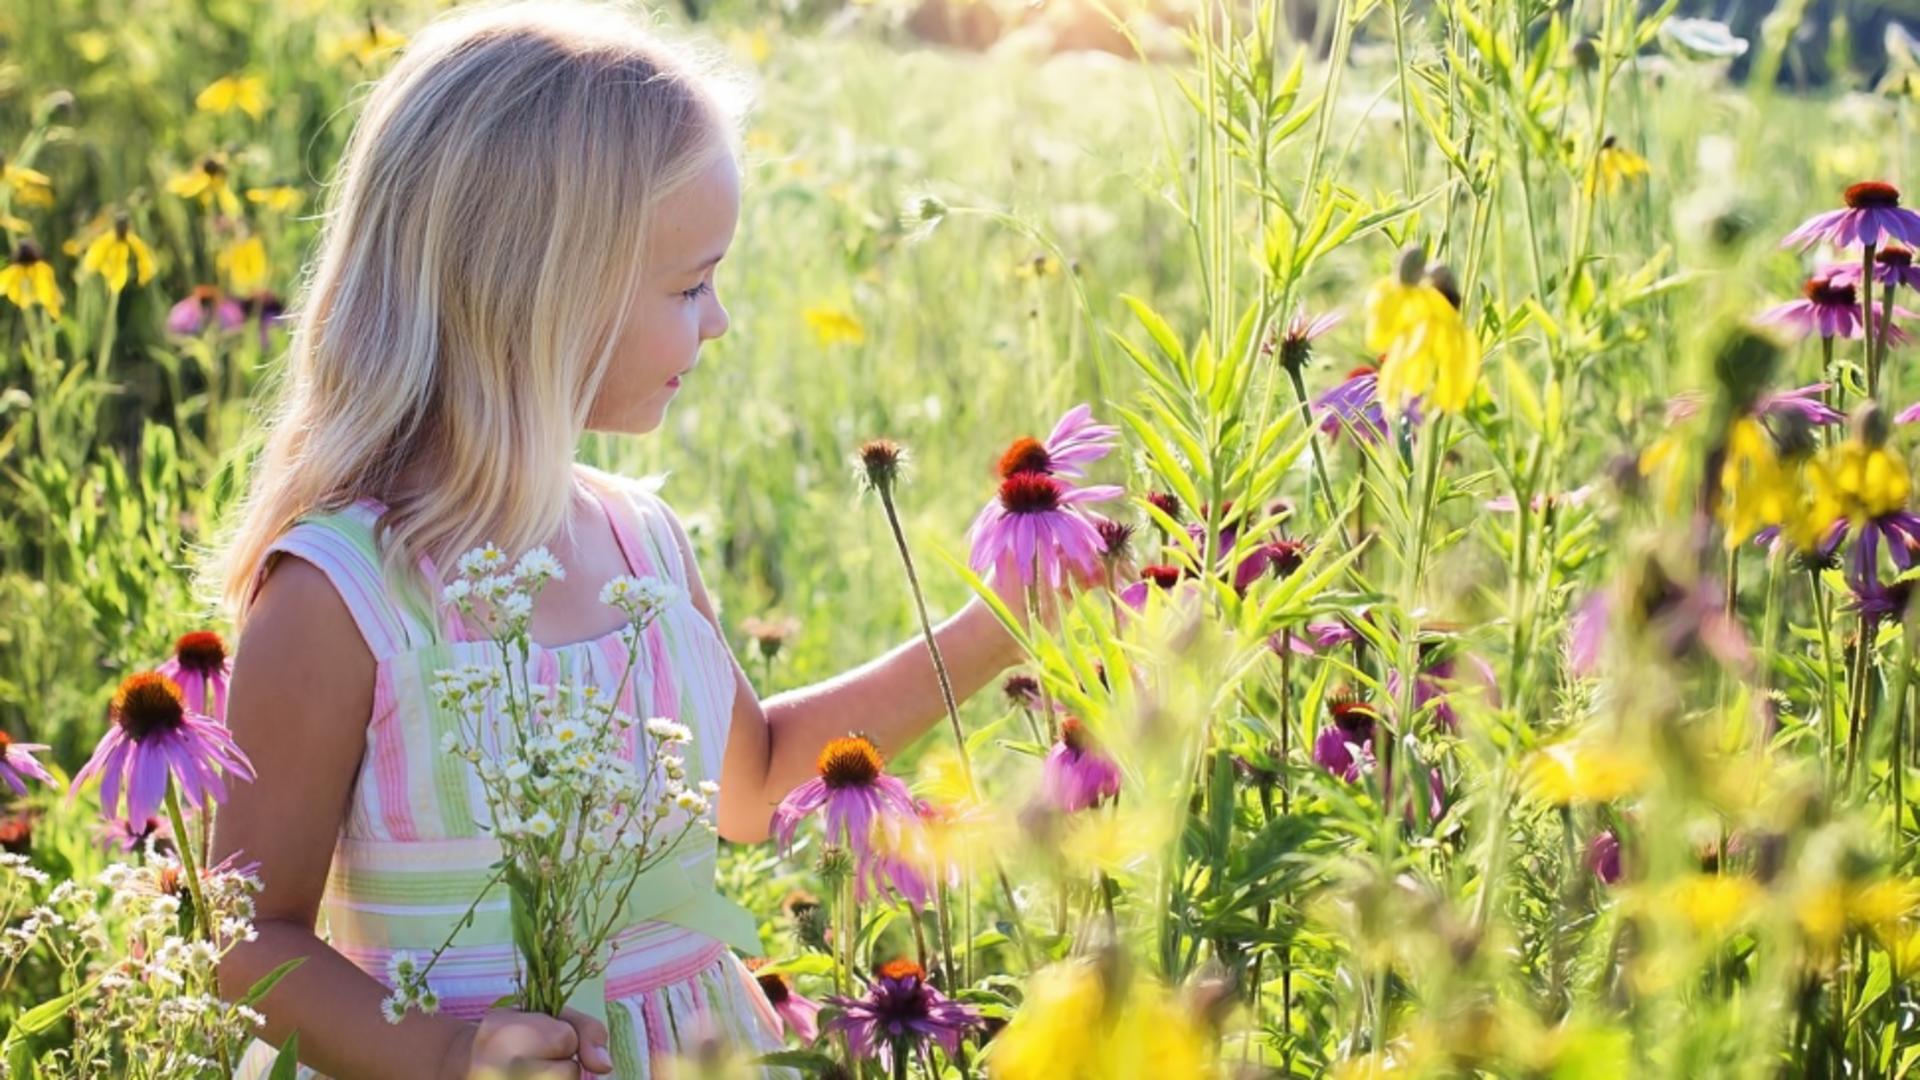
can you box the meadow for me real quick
[5,0,1920,1076]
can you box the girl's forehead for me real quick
[650,153,740,266]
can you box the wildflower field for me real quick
[7,0,1920,1075]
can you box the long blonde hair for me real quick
[201,0,746,630]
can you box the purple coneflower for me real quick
[770,735,917,860]
[1119,564,1184,611]
[1315,364,1391,443]
[1312,696,1379,783]
[157,630,232,725]
[1667,385,1845,427]
[0,730,55,796]
[74,672,255,825]
[1588,829,1623,885]
[1039,718,1122,813]
[1831,243,1920,293]
[1274,618,1363,657]
[1389,639,1501,732]
[1273,306,1343,371]
[755,970,825,1043]
[995,404,1119,481]
[165,285,245,336]
[1782,181,1920,250]
[828,959,983,1068]
[98,814,173,855]
[967,472,1123,589]
[1758,269,1914,341]
[1144,491,1183,523]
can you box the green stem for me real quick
[163,783,214,944]
[877,486,977,795]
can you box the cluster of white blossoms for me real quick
[1,852,270,1076]
[387,545,720,1024]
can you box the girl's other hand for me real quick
[441,1006,613,1079]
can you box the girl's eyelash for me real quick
[680,281,711,301]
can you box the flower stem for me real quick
[1863,243,1879,397]
[163,783,215,944]
[1812,567,1839,793]
[876,486,977,795]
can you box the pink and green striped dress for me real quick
[234,465,787,1078]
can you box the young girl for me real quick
[206,5,1040,1076]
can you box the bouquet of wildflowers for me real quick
[384,544,718,1021]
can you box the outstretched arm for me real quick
[653,509,1026,843]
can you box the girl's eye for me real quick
[680,281,711,302]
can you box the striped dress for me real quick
[234,465,787,1079]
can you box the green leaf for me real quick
[1854,949,1892,1023]
[267,1033,302,1080]
[1121,294,1188,375]
[237,956,307,1008]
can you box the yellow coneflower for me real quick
[79,213,156,294]
[1718,416,1801,548]
[324,17,407,66]
[1522,739,1649,805]
[1586,134,1650,197]
[803,305,865,346]
[217,235,268,295]
[1365,247,1481,414]
[195,74,268,120]
[1,160,53,208]
[0,240,63,319]
[167,156,243,217]
[245,185,303,213]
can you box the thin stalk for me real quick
[876,484,976,794]
[1812,568,1839,793]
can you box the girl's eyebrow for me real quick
[684,252,726,274]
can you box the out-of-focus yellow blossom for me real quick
[1586,135,1650,196]
[1014,253,1060,280]
[985,959,1212,1080]
[1670,873,1761,936]
[1058,805,1174,877]
[168,157,243,217]
[79,216,156,294]
[1847,877,1920,931]
[0,241,63,319]
[1718,417,1800,548]
[0,212,26,234]
[728,26,772,65]
[1523,740,1649,805]
[196,74,268,119]
[67,29,112,63]
[2,162,53,208]
[803,305,865,346]
[245,186,303,213]
[1803,436,1910,527]
[1365,253,1480,414]
[218,235,269,295]
[325,19,407,66]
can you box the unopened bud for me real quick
[1853,400,1891,448]
[1395,245,1426,286]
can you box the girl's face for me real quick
[589,149,739,435]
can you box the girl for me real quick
[206,4,1045,1076]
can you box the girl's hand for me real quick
[441,1006,613,1079]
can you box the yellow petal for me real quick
[130,234,156,285]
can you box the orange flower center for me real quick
[113,673,188,741]
[1329,696,1378,734]
[998,472,1065,515]
[816,736,884,788]
[1845,181,1902,209]
[755,972,791,1004]
[876,958,925,982]
[174,630,227,673]
[1060,717,1094,755]
[997,437,1053,478]
[0,730,12,752]
[1142,564,1182,590]
[1882,245,1915,269]
[1805,277,1858,307]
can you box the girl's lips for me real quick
[667,376,681,387]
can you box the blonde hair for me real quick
[200,0,747,629]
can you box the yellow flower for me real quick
[195,74,268,119]
[2,162,53,208]
[1804,437,1910,526]
[79,216,156,294]
[803,305,865,346]
[1523,740,1649,805]
[245,186,303,213]
[67,30,112,64]
[0,240,63,319]
[217,235,269,295]
[1670,873,1761,936]
[1013,253,1060,280]
[324,19,407,66]
[1365,258,1480,414]
[1586,135,1650,197]
[1719,417,1800,549]
[0,212,27,234]
[168,157,243,217]
[985,960,1212,1080]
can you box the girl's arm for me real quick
[211,558,610,1079]
[656,509,1028,844]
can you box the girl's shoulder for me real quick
[574,463,695,584]
[248,497,436,663]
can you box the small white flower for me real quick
[551,720,585,745]
[441,579,473,605]
[674,790,709,814]
[497,592,534,622]
[514,548,565,584]
[645,718,692,744]
[457,544,509,578]
[524,810,558,837]
[380,992,408,1025]
[697,780,720,797]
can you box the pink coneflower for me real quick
[1144,491,1183,523]
[157,630,231,725]
[165,285,245,336]
[1782,181,1920,250]
[1039,718,1122,813]
[1759,269,1914,341]
[0,730,55,796]
[770,735,917,860]
[828,959,982,1068]
[856,846,933,909]
[967,472,1124,589]
[1588,829,1623,885]
[1119,564,1184,611]
[1312,696,1378,782]
[1667,385,1845,427]
[98,814,173,855]
[1003,674,1043,709]
[74,672,256,825]
[995,404,1119,481]
[755,970,825,1042]
[1831,243,1920,292]
[1315,363,1406,443]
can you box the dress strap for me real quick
[250,502,442,662]
[576,466,687,589]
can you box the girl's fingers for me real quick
[558,1007,614,1074]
